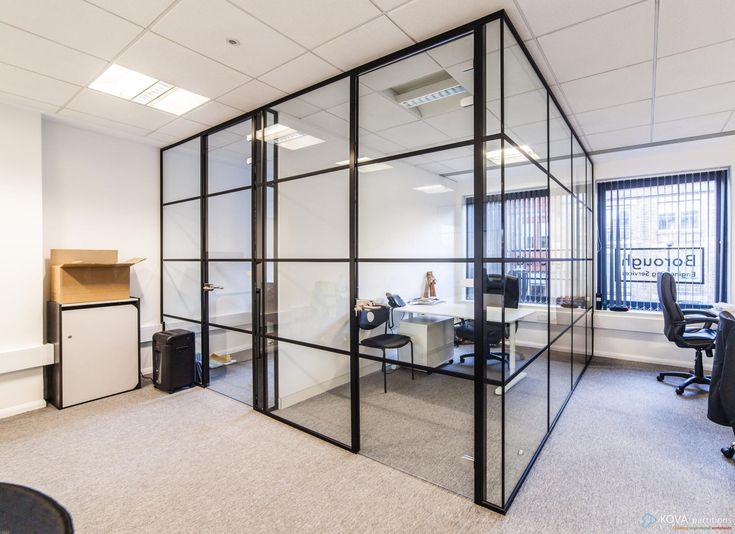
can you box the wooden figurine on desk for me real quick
[423,271,437,298]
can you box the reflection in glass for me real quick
[163,138,199,203]
[549,104,571,188]
[208,261,252,331]
[208,120,251,194]
[208,327,253,405]
[549,330,572,422]
[208,190,251,259]
[359,34,474,159]
[162,261,200,321]
[163,200,200,259]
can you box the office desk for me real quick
[399,302,534,395]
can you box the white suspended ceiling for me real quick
[0,0,733,152]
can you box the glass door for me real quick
[204,119,255,405]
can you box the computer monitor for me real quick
[483,273,519,309]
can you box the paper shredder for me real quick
[152,329,195,393]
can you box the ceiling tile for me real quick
[57,108,151,136]
[155,117,207,139]
[516,0,640,36]
[575,100,652,135]
[373,0,411,10]
[0,63,79,106]
[585,124,651,150]
[560,62,652,114]
[653,112,731,142]
[117,33,249,99]
[654,82,735,123]
[217,79,286,111]
[0,91,59,113]
[424,106,473,139]
[377,121,449,150]
[152,0,304,77]
[388,0,532,42]
[147,130,180,146]
[66,88,173,130]
[0,0,141,60]
[538,1,654,82]
[299,78,350,110]
[360,52,440,92]
[231,0,381,49]
[353,92,417,133]
[313,16,413,71]
[183,101,242,126]
[360,132,404,157]
[0,23,106,85]
[86,0,175,27]
[656,39,735,96]
[725,113,735,132]
[520,39,557,88]
[258,53,340,94]
[273,97,320,118]
[658,0,735,57]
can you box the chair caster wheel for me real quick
[676,387,684,395]
[656,374,664,382]
[722,446,735,459]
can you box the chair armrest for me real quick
[682,309,718,318]
[683,316,719,328]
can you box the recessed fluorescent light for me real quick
[88,64,209,115]
[278,134,324,150]
[487,145,540,165]
[400,84,466,108]
[246,123,324,151]
[335,157,372,165]
[150,87,209,115]
[89,64,157,100]
[360,162,393,173]
[459,95,473,108]
[413,184,454,194]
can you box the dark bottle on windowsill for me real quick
[595,291,603,310]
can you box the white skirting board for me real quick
[0,399,47,419]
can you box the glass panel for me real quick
[163,200,200,259]
[271,262,350,351]
[549,103,571,189]
[572,138,586,200]
[269,341,351,445]
[504,349,548,501]
[359,356,474,498]
[550,260,572,338]
[207,190,251,259]
[163,138,199,203]
[485,139,501,258]
[358,147,473,259]
[207,120,251,194]
[572,310,586,385]
[585,311,593,364]
[501,24,547,166]
[359,34,474,159]
[162,261,200,321]
[485,19,501,135]
[208,261,252,331]
[267,78,349,179]
[208,327,253,405]
[549,329,572,421]
[277,170,349,258]
[358,262,473,379]
[486,384,502,506]
[549,178,572,259]
[586,158,593,210]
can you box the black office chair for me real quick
[358,306,414,393]
[656,272,718,395]
[456,274,519,366]
[708,311,735,459]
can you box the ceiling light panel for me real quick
[88,64,209,115]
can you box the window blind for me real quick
[597,169,728,311]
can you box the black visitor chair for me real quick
[358,306,414,393]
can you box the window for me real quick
[597,170,728,310]
[466,189,549,303]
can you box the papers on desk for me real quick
[407,297,446,306]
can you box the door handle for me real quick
[203,283,223,292]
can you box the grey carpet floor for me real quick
[0,357,733,533]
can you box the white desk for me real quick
[399,301,534,395]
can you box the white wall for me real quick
[42,118,161,373]
[0,103,53,418]
[592,135,735,370]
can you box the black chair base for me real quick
[459,352,508,366]
[656,348,711,395]
[722,442,735,459]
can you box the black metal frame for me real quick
[159,9,594,514]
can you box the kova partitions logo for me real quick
[640,511,733,531]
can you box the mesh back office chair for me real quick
[0,483,74,533]
[709,311,735,459]
[656,272,718,395]
[359,306,414,393]
[455,275,519,365]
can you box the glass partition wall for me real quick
[160,11,593,513]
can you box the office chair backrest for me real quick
[657,272,685,341]
[716,311,735,357]
[358,306,389,330]
[484,274,519,309]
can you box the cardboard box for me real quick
[50,249,145,304]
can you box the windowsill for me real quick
[594,308,664,334]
